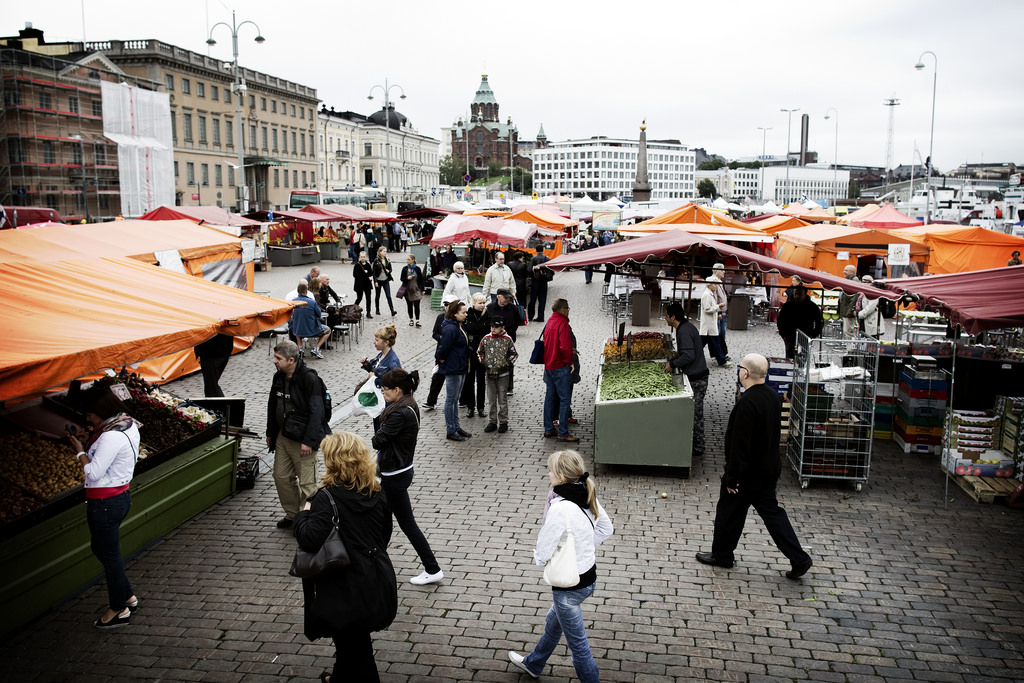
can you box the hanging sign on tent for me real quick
[888,243,910,266]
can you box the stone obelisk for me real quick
[631,120,652,202]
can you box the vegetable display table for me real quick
[593,361,693,472]
[268,245,321,267]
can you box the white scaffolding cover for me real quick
[101,82,174,217]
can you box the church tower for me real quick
[470,74,499,123]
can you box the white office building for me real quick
[532,136,696,201]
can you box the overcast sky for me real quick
[19,0,1024,174]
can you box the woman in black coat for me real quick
[294,432,397,683]
[372,246,397,317]
[352,251,374,319]
[371,369,443,585]
[460,293,490,417]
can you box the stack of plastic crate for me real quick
[894,361,947,454]
[766,357,794,399]
[995,396,1024,477]
[874,383,896,440]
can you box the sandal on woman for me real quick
[415,321,422,328]
[125,597,139,615]
[319,673,331,683]
[94,608,131,629]
[409,319,415,326]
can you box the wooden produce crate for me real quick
[946,472,1020,504]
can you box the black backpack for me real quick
[303,367,332,423]
[878,298,897,319]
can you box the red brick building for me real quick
[448,75,531,175]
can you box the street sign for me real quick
[371,180,378,188]
[463,174,471,183]
[431,187,437,196]
[191,193,199,201]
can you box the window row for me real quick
[163,74,314,120]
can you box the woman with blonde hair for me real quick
[360,324,401,387]
[294,432,397,682]
[508,450,613,682]
[372,245,397,317]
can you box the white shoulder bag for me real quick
[543,504,580,587]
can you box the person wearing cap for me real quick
[487,289,523,394]
[701,276,731,368]
[712,263,730,360]
[477,317,519,433]
[481,251,516,302]
[856,275,885,339]
[1009,250,1022,267]
[838,265,861,339]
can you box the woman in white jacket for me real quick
[508,450,613,682]
[700,276,730,366]
[442,261,471,306]
[857,275,885,339]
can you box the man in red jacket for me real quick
[542,298,578,442]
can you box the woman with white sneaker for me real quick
[371,368,444,586]
[509,449,613,682]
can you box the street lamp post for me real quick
[780,108,799,205]
[368,79,406,211]
[757,126,772,202]
[207,11,264,214]
[824,108,839,207]
[915,51,938,224]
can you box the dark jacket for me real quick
[267,360,329,450]
[508,259,529,298]
[294,485,397,640]
[435,318,470,375]
[723,383,782,489]
[353,260,373,290]
[777,296,824,342]
[372,257,394,283]
[463,306,491,354]
[670,320,709,379]
[486,300,522,341]
[318,284,343,308]
[400,264,426,291]
[289,295,324,339]
[371,402,420,474]
[431,312,446,343]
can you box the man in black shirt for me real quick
[663,302,709,459]
[696,353,813,580]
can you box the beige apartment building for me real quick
[100,39,319,212]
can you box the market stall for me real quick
[594,333,693,472]
[0,258,293,634]
[772,224,928,278]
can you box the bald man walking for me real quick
[696,353,813,580]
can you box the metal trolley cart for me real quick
[787,331,879,491]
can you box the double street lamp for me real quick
[207,11,265,213]
[780,108,799,205]
[368,79,406,211]
[824,108,839,207]
[915,51,938,224]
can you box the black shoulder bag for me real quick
[289,490,351,578]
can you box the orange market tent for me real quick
[743,214,810,235]
[888,225,1024,274]
[631,202,764,232]
[429,215,547,247]
[848,204,922,229]
[773,224,928,276]
[503,207,577,232]
[0,257,293,403]
[0,219,250,289]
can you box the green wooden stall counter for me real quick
[0,436,238,636]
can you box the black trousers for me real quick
[711,477,811,567]
[460,352,486,411]
[199,355,229,397]
[425,370,445,407]
[332,627,379,681]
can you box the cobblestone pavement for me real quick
[4,258,1024,682]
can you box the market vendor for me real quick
[67,385,142,629]
[664,301,709,459]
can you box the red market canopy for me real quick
[849,204,922,229]
[138,205,263,227]
[299,204,397,223]
[882,265,1024,334]
[546,230,895,299]
[429,215,544,247]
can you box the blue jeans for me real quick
[444,373,466,434]
[717,313,728,356]
[523,584,599,682]
[543,365,573,437]
[87,490,134,611]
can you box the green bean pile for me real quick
[599,361,683,402]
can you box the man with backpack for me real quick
[267,340,331,530]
